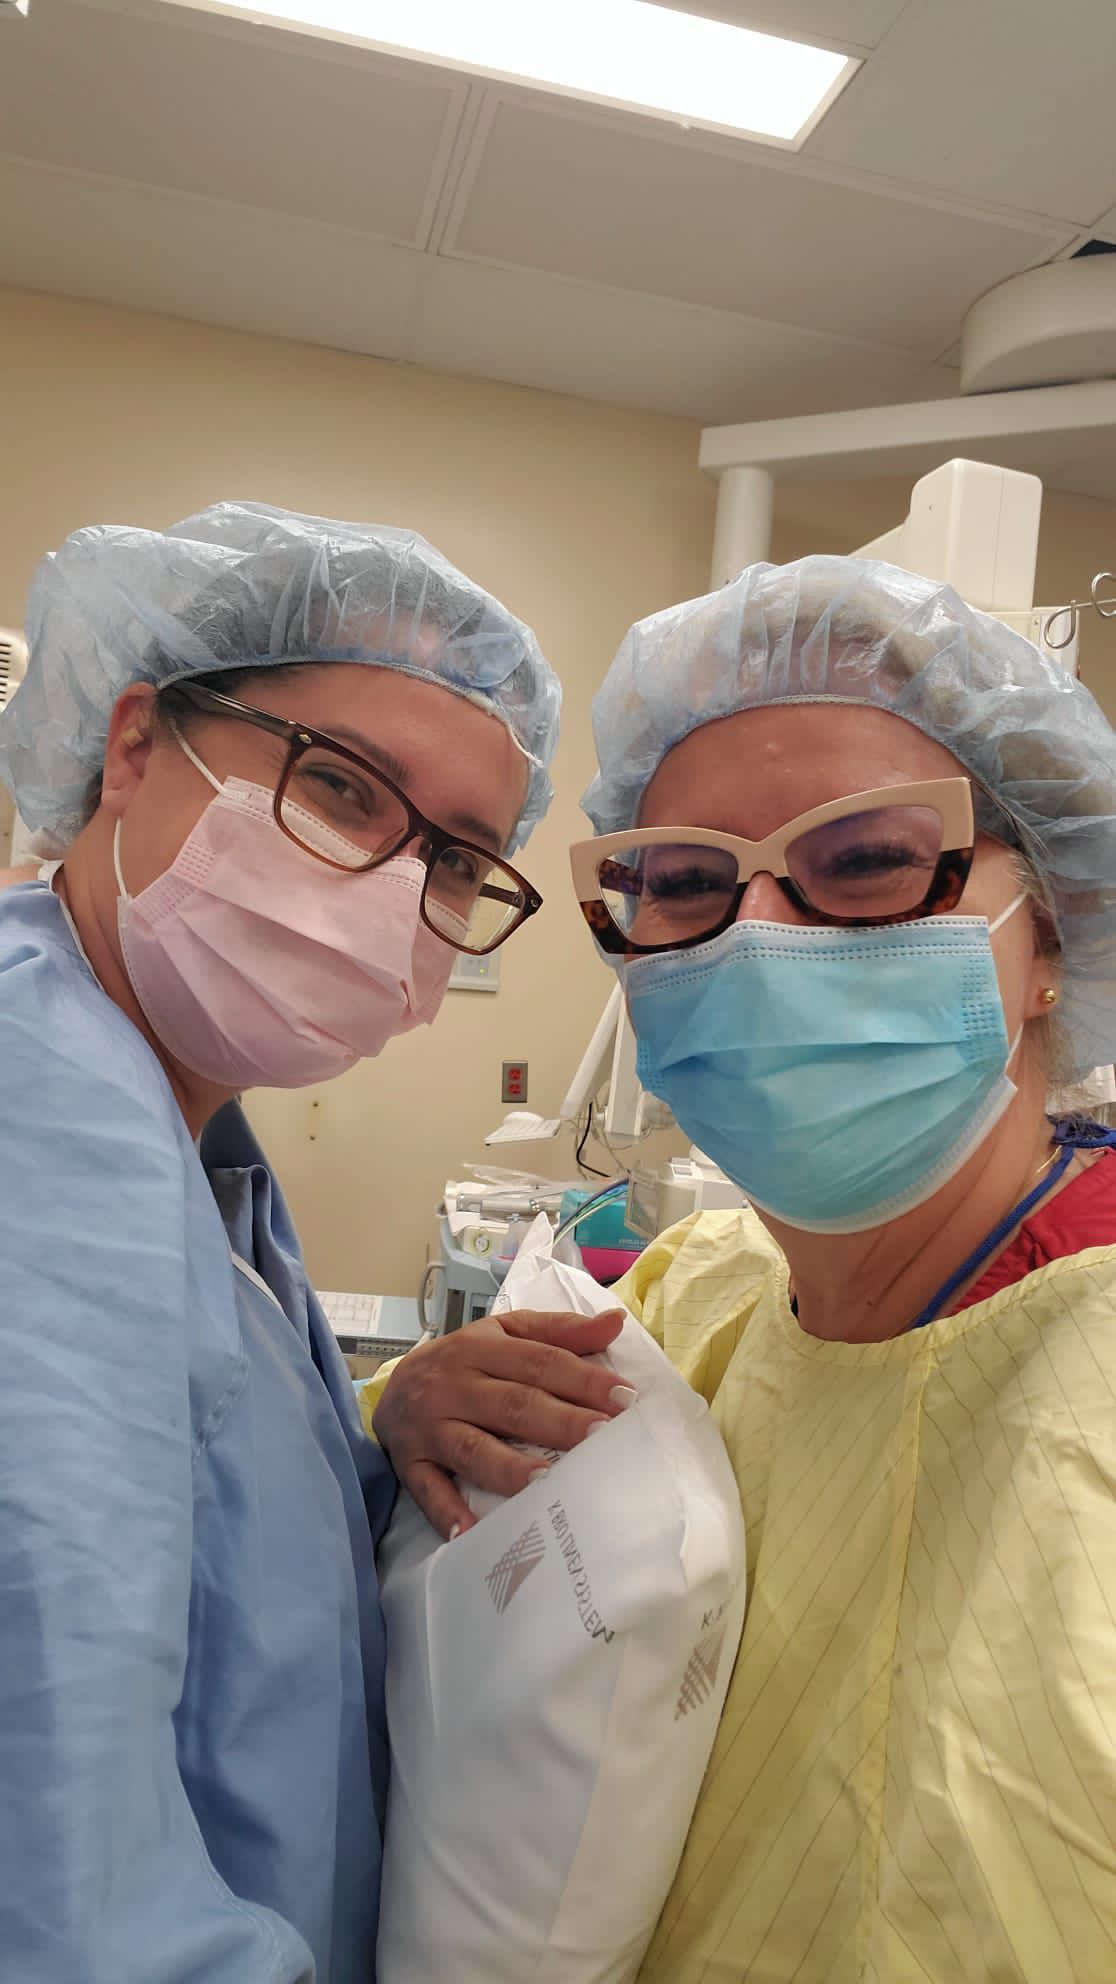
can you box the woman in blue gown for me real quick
[0,502,623,1982]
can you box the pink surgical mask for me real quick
[115,734,459,1089]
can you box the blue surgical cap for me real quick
[583,554,1116,1077]
[0,501,561,852]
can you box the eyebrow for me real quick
[326,724,410,786]
[325,722,507,853]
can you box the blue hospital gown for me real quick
[0,879,394,1982]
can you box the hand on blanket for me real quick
[374,1307,631,1540]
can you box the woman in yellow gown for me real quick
[568,555,1116,1983]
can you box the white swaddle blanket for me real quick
[376,1215,747,1983]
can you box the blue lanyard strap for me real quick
[907,1114,1116,1332]
[1051,1111,1116,1151]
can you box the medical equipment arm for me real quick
[0,1027,313,1983]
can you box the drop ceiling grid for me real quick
[405,252,958,421]
[62,0,1099,238]
[663,0,911,50]
[1088,204,1116,243]
[0,0,469,247]
[1,0,1112,452]
[808,0,1116,224]
[0,153,428,361]
[442,97,1072,355]
[420,84,497,259]
[0,147,959,426]
[437,75,1077,232]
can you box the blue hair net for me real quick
[0,501,561,852]
[583,554,1116,1077]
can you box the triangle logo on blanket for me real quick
[486,1521,546,1614]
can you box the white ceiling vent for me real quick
[0,629,28,710]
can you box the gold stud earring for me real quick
[1039,987,1058,1007]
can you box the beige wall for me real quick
[0,285,712,1293]
[5,283,1116,1294]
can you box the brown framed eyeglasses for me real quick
[569,778,976,956]
[161,680,542,956]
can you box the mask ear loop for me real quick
[987,890,1028,936]
[115,723,225,904]
[986,892,1036,1076]
[112,818,132,906]
[170,720,224,795]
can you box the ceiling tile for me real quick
[808,0,1116,223]
[449,100,1067,355]
[0,157,423,357]
[408,257,957,423]
[0,0,461,245]
[661,1,908,52]
[0,151,957,428]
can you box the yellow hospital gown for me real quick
[616,1209,1116,1984]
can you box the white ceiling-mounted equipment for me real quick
[0,2,31,17]
[0,628,28,709]
[961,253,1116,398]
[853,458,1042,615]
[849,457,1080,669]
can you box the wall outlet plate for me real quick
[449,950,501,992]
[501,1059,528,1104]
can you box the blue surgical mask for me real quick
[625,899,1026,1234]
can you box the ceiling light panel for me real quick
[159,0,858,146]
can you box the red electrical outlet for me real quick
[501,1060,528,1104]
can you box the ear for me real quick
[100,685,159,820]
[1024,904,1061,1022]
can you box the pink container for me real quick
[578,1244,643,1286]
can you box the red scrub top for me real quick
[951,1148,1116,1312]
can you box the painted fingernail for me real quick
[584,1417,609,1437]
[529,1466,551,1483]
[449,1523,462,1541]
[610,1385,638,1410]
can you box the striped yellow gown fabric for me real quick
[615,1209,1116,1984]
